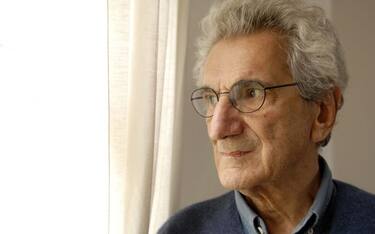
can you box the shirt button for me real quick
[306,228,314,234]
[256,226,265,234]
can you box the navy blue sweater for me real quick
[158,180,375,234]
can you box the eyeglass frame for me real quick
[190,80,299,118]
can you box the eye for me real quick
[238,87,263,99]
[245,88,262,99]
[230,80,265,108]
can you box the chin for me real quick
[217,165,269,190]
[219,177,240,190]
[217,168,257,190]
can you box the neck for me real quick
[240,156,321,234]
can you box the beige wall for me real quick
[331,0,375,193]
[176,0,375,212]
[177,0,225,210]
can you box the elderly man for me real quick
[159,0,375,233]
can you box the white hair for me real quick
[195,0,348,102]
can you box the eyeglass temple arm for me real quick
[264,82,298,91]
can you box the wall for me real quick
[176,0,375,212]
[177,0,225,210]
[331,0,375,193]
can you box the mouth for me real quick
[220,151,252,158]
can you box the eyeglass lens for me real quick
[191,81,266,117]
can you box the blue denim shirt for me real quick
[235,156,334,234]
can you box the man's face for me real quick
[203,31,319,191]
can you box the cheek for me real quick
[252,112,280,142]
[254,108,312,154]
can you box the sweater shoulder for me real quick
[329,180,375,232]
[158,191,241,234]
[334,179,375,210]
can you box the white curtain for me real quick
[108,0,189,233]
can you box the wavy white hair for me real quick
[195,0,348,101]
[195,0,348,146]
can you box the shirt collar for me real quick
[235,190,262,234]
[293,156,334,233]
[234,156,334,234]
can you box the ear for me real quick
[311,87,343,145]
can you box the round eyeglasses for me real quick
[190,80,298,118]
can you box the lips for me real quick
[216,138,257,158]
[220,151,251,157]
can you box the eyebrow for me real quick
[201,78,273,91]
[236,77,274,87]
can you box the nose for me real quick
[207,96,244,141]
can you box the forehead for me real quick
[202,30,292,89]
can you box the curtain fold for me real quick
[148,1,189,233]
[109,0,189,233]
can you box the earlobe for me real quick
[311,88,342,145]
